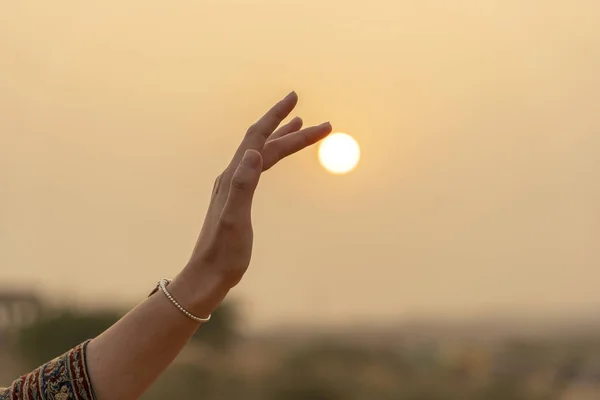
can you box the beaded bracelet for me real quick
[151,278,211,323]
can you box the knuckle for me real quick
[274,108,287,121]
[216,216,244,238]
[299,131,311,148]
[217,214,239,233]
[246,123,259,137]
[231,175,247,191]
[303,132,311,146]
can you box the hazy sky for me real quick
[1,0,599,330]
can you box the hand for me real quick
[171,92,332,316]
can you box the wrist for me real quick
[167,266,230,319]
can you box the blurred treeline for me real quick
[3,301,600,399]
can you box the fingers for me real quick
[262,122,332,171]
[221,149,263,222]
[244,91,298,150]
[225,91,298,177]
[268,116,303,141]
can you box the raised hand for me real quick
[64,92,333,400]
[173,92,332,316]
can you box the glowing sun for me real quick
[318,133,360,175]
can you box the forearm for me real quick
[0,92,328,400]
[87,266,228,400]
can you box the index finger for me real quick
[231,92,298,165]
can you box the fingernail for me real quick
[320,121,332,128]
[284,91,297,100]
[242,150,262,169]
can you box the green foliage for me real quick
[10,304,577,400]
[17,309,120,369]
[270,383,345,400]
[475,381,531,400]
[190,301,240,350]
[144,364,217,399]
[16,301,241,370]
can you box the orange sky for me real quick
[1,0,599,330]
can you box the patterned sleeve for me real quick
[0,340,96,400]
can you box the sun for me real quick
[318,133,360,175]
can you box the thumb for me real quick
[223,149,263,219]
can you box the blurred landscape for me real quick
[2,288,600,399]
[2,1,600,399]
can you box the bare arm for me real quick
[85,92,332,400]
[85,269,223,400]
[0,92,330,400]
